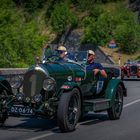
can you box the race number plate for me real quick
[10,105,34,115]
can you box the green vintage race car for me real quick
[0,47,127,132]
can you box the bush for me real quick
[81,2,140,54]
[89,4,103,21]
[76,0,95,11]
[13,0,47,13]
[113,4,140,54]
[81,11,117,45]
[50,3,78,33]
[70,0,122,11]
[114,24,140,54]
[136,56,140,60]
[0,3,48,67]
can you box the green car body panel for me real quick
[0,49,127,132]
[27,62,86,93]
[0,76,5,82]
[105,79,124,106]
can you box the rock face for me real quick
[128,0,140,22]
[129,0,140,11]
[51,28,115,64]
[64,30,114,64]
[64,29,83,51]
[79,44,114,64]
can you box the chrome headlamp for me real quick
[43,77,56,91]
[33,94,42,103]
[16,92,24,101]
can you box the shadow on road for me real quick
[0,117,58,132]
[0,113,109,133]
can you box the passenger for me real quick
[56,45,68,62]
[86,50,107,78]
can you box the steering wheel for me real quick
[45,55,60,62]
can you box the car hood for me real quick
[23,62,85,97]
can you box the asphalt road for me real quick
[0,80,140,140]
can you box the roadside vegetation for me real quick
[0,0,140,67]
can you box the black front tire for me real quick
[0,89,9,126]
[107,85,123,120]
[121,71,124,80]
[57,88,81,132]
[0,110,7,126]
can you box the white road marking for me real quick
[123,99,140,108]
[27,132,55,140]
[27,99,140,140]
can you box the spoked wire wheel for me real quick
[67,93,79,125]
[57,88,81,132]
[107,85,123,120]
[0,89,8,126]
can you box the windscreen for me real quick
[67,51,88,64]
[42,46,88,66]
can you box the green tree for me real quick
[114,24,140,54]
[0,1,48,67]
[50,3,78,33]
[81,2,140,54]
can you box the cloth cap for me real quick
[58,46,67,51]
[88,50,95,55]
[57,46,67,55]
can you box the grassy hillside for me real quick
[100,47,140,65]
[0,0,140,67]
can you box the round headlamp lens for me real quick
[33,94,42,103]
[43,78,55,91]
[16,92,24,101]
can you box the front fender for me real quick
[105,79,126,106]
[58,81,82,98]
[0,76,5,82]
[0,76,12,95]
[58,81,83,113]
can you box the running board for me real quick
[83,98,111,112]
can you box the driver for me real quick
[56,45,68,62]
[86,50,107,78]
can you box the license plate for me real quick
[10,105,34,115]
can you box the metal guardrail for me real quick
[0,68,27,75]
[0,68,27,80]
[0,68,27,92]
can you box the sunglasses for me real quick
[57,50,67,55]
[88,54,94,57]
